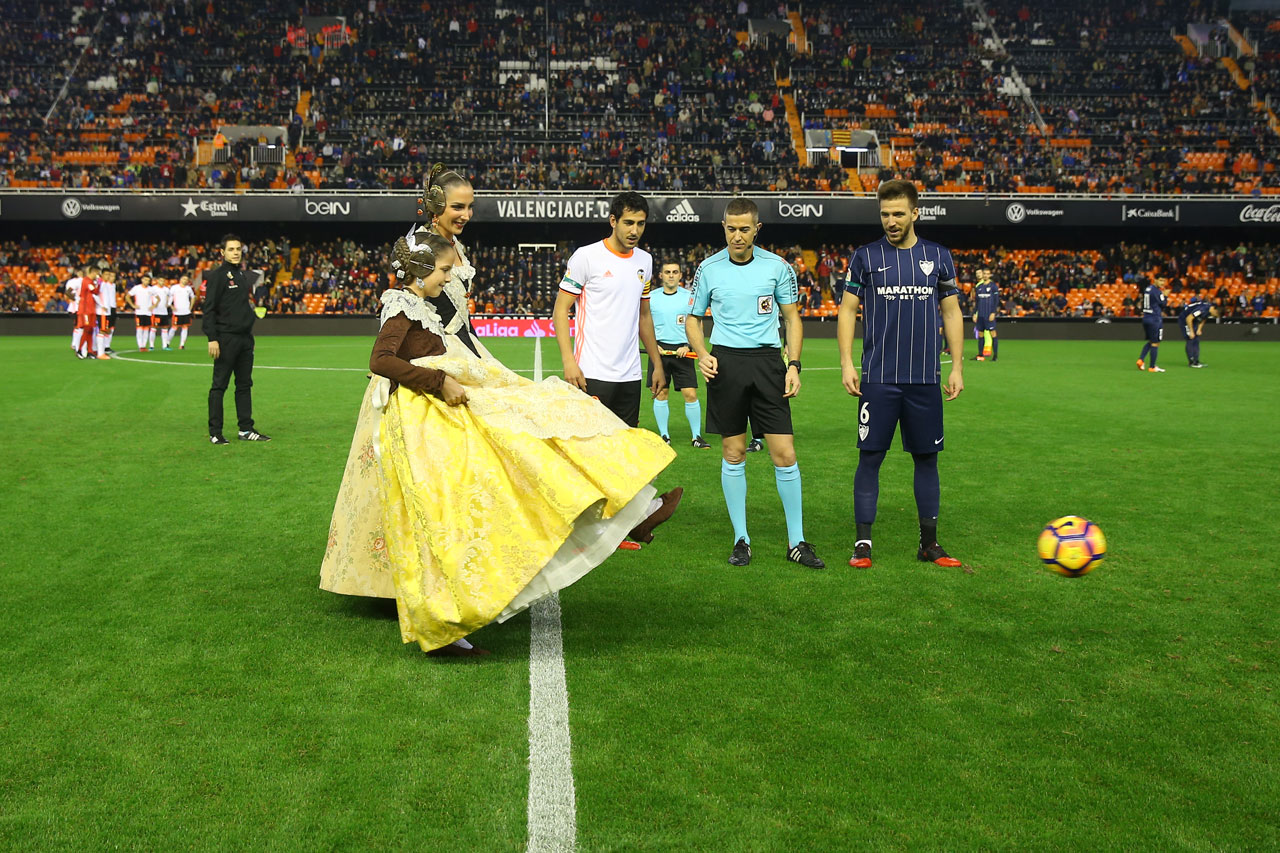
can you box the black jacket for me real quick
[202,263,256,342]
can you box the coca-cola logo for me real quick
[1239,204,1280,224]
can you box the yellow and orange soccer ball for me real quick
[1037,516,1106,577]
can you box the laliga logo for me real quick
[1239,204,1280,224]
[61,198,83,218]
[778,202,824,218]
[1005,202,1026,223]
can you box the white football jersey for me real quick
[96,280,116,315]
[129,284,153,314]
[64,277,82,312]
[558,240,652,382]
[170,284,195,315]
[150,284,169,314]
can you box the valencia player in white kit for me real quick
[554,192,682,543]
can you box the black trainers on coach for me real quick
[210,435,229,445]
[691,436,711,449]
[238,430,272,442]
[787,541,826,569]
[729,538,752,566]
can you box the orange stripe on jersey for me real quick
[573,290,586,362]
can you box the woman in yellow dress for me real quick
[321,224,674,656]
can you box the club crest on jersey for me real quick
[757,295,773,314]
[918,259,935,276]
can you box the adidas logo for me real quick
[603,270,614,277]
[666,199,700,222]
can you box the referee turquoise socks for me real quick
[684,400,701,438]
[774,463,805,548]
[653,400,670,438]
[721,459,749,545]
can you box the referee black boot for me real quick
[729,538,752,566]
[787,541,826,570]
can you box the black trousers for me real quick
[209,333,255,435]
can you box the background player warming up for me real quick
[973,267,1000,362]
[685,197,824,570]
[648,261,710,448]
[1137,276,1168,373]
[837,180,965,571]
[1179,294,1217,368]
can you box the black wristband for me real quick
[787,360,802,373]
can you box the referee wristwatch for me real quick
[787,360,802,373]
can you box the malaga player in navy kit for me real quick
[686,198,824,569]
[1179,294,1217,368]
[837,180,965,570]
[1137,276,1168,373]
[973,268,1000,361]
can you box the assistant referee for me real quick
[203,234,270,444]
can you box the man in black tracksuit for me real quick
[203,234,270,443]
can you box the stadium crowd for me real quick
[3,235,1277,321]
[3,0,1276,194]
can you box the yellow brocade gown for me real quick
[321,291,673,652]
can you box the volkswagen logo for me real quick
[61,198,83,218]
[1004,202,1026,224]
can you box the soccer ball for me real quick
[1037,516,1106,577]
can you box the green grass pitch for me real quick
[1,334,1277,850]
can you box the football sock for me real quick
[104,331,113,349]
[911,452,941,519]
[854,449,886,524]
[1139,342,1151,362]
[653,399,670,437]
[856,522,873,543]
[179,327,188,347]
[147,327,156,349]
[721,458,749,545]
[919,516,939,549]
[1193,339,1201,362]
[1149,346,1159,368]
[1186,340,1194,363]
[983,330,993,356]
[136,328,145,348]
[684,400,701,438]
[96,331,105,358]
[992,337,999,360]
[774,463,805,548]
[72,328,82,351]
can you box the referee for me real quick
[204,234,270,444]
[647,261,710,448]
[685,198,824,569]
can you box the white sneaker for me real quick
[1148,367,1166,373]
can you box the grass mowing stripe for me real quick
[527,594,577,853]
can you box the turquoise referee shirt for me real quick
[689,247,797,349]
[649,286,693,346]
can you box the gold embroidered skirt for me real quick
[322,357,673,652]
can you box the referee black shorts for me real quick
[647,344,698,392]
[705,345,792,437]
[585,378,641,429]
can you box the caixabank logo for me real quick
[1122,205,1179,222]
[666,200,700,222]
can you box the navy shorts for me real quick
[856,383,944,453]
[1142,321,1163,344]
[975,317,997,332]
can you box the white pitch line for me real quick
[106,350,543,374]
[527,593,576,853]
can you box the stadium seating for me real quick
[4,237,1277,319]
[4,0,1273,192]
